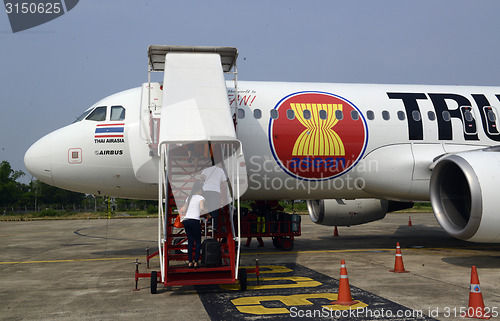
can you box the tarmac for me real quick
[0,212,499,320]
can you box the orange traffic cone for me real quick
[331,259,358,306]
[389,242,409,273]
[408,216,413,226]
[333,226,339,237]
[462,266,491,319]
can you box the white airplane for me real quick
[24,46,500,243]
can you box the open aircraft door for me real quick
[143,46,248,292]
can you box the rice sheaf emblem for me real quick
[269,91,368,181]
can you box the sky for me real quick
[2,0,500,182]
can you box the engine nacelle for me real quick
[430,149,500,242]
[307,199,389,226]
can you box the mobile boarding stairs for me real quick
[134,45,249,293]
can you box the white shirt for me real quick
[201,166,226,193]
[182,194,205,221]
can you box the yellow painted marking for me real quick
[241,246,500,256]
[323,301,369,311]
[236,304,289,315]
[241,248,392,256]
[232,293,368,315]
[220,276,321,291]
[0,257,137,265]
[3,246,497,266]
[240,265,293,274]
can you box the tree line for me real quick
[0,160,155,215]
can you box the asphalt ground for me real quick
[0,213,499,320]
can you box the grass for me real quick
[396,202,433,213]
[0,210,155,221]
[0,202,433,221]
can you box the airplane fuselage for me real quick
[25,81,499,201]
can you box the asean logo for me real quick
[269,92,368,181]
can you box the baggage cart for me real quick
[240,210,301,251]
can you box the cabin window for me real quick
[442,111,451,121]
[351,110,359,120]
[428,111,436,121]
[367,110,375,120]
[253,109,262,119]
[412,110,421,122]
[110,106,126,121]
[382,110,390,120]
[287,109,295,120]
[238,108,245,119]
[303,109,311,120]
[86,106,107,121]
[319,110,327,120]
[270,109,279,119]
[335,110,343,120]
[464,110,473,122]
[484,106,499,135]
[461,106,477,135]
[487,108,497,122]
[397,111,405,120]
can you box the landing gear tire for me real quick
[239,268,247,291]
[151,271,158,294]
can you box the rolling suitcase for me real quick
[201,239,221,265]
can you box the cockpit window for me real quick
[86,106,107,121]
[73,109,92,123]
[110,106,126,121]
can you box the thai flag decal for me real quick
[94,123,125,138]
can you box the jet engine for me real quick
[307,198,413,226]
[430,148,500,243]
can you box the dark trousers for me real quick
[203,191,220,230]
[183,219,201,263]
[246,237,264,246]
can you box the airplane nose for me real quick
[24,135,53,184]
